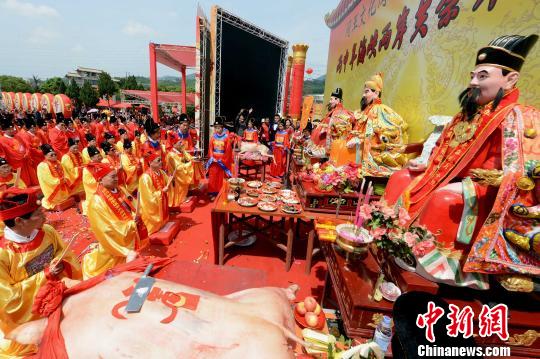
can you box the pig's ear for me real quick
[6,318,48,345]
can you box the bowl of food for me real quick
[281,204,302,214]
[335,224,373,255]
[228,177,245,186]
[246,189,260,198]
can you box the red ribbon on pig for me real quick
[31,256,173,359]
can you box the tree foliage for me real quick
[118,75,144,90]
[97,72,118,100]
[0,75,32,93]
[79,81,99,107]
[39,77,66,94]
[65,79,80,102]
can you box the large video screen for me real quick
[216,15,286,126]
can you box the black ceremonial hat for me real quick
[476,34,538,72]
[331,87,343,100]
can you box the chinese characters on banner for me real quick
[416,301,509,342]
[336,0,498,74]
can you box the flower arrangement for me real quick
[311,162,361,193]
[358,199,436,266]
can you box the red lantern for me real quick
[306,68,313,75]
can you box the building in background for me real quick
[65,67,120,87]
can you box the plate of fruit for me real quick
[294,296,325,330]
[260,194,277,202]
[246,189,260,197]
[237,197,258,207]
[262,187,278,194]
[247,180,263,188]
[257,202,277,212]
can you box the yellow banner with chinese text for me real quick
[324,0,540,142]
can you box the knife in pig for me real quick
[126,264,155,313]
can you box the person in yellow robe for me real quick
[115,128,129,153]
[0,157,26,237]
[0,187,81,357]
[37,144,71,209]
[347,73,408,177]
[81,146,102,216]
[120,140,142,194]
[81,133,97,164]
[82,163,148,279]
[0,157,27,191]
[166,139,194,207]
[60,138,84,195]
[139,152,170,235]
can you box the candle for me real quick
[363,181,373,206]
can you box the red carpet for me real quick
[48,193,328,301]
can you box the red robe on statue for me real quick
[206,132,232,194]
[48,126,69,157]
[270,130,290,177]
[0,134,37,186]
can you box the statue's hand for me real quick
[407,159,426,172]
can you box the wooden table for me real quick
[211,185,303,271]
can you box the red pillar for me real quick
[288,44,309,120]
[181,65,187,114]
[282,55,293,116]
[149,43,159,123]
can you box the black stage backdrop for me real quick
[219,21,283,126]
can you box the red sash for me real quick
[96,185,134,221]
[148,169,169,220]
[68,152,83,191]
[46,160,68,202]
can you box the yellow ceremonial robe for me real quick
[82,186,148,279]
[120,152,140,194]
[81,167,98,216]
[0,225,81,357]
[139,170,169,235]
[115,140,124,154]
[37,160,70,209]
[166,149,194,207]
[82,147,91,164]
[61,152,84,194]
[0,175,27,237]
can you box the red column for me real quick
[288,44,309,120]
[282,55,293,116]
[181,65,187,114]
[149,43,159,123]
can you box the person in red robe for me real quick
[15,116,44,177]
[270,121,290,178]
[107,115,120,140]
[259,118,270,147]
[177,120,194,153]
[48,113,69,158]
[0,114,37,186]
[205,117,233,199]
[126,117,138,140]
[36,117,49,145]
[140,119,164,169]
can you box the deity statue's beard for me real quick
[459,87,505,120]
[327,102,336,111]
[458,87,481,121]
[360,97,371,111]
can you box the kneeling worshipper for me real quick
[61,138,84,195]
[0,187,81,357]
[81,146,103,215]
[82,163,148,279]
[0,157,26,191]
[81,133,97,164]
[37,144,72,210]
[166,139,194,207]
[120,139,142,195]
[139,152,171,235]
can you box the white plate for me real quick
[247,181,263,188]
[258,202,277,212]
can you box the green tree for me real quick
[0,75,32,92]
[97,72,118,104]
[30,75,41,92]
[118,75,144,90]
[79,81,99,107]
[65,79,80,102]
[39,77,66,94]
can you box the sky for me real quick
[0,0,334,80]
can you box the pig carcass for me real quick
[9,272,304,358]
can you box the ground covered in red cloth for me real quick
[47,192,328,300]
